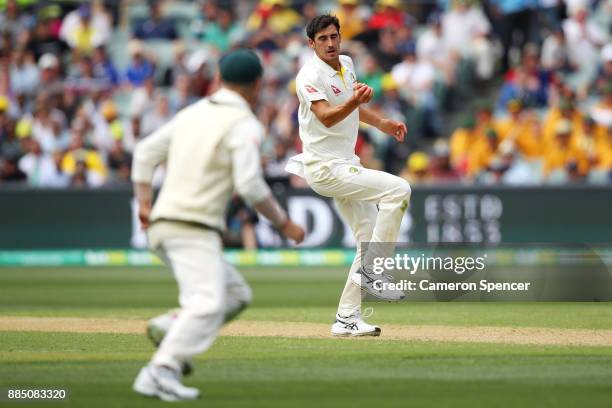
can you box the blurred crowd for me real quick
[0,0,610,190]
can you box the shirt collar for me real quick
[313,53,343,78]
[210,87,251,109]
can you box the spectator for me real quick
[333,0,366,41]
[562,0,608,86]
[417,12,455,85]
[1,116,21,158]
[469,128,501,177]
[368,0,404,30]
[400,151,432,184]
[497,46,552,112]
[490,0,537,72]
[61,128,107,185]
[169,74,197,113]
[92,46,120,87]
[247,0,301,35]
[133,1,178,41]
[125,41,155,88]
[36,53,63,96]
[358,54,384,101]
[592,44,612,94]
[541,27,572,73]
[65,55,113,95]
[590,82,612,128]
[18,138,68,187]
[59,3,111,56]
[200,5,244,52]
[429,139,460,183]
[543,119,589,179]
[442,0,494,80]
[142,94,171,136]
[10,48,39,96]
[450,114,477,174]
[93,100,121,152]
[0,153,26,182]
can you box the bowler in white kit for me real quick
[131,49,304,401]
[286,14,412,337]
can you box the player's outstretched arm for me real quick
[359,106,407,142]
[310,84,372,128]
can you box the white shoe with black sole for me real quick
[331,313,381,337]
[133,364,200,402]
[351,268,405,301]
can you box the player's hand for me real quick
[138,204,152,230]
[280,220,305,244]
[352,83,373,105]
[379,118,407,142]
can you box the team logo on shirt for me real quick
[331,85,342,95]
[304,85,319,94]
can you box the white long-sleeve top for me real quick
[131,87,271,233]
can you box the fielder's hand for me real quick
[138,204,152,230]
[379,118,407,142]
[280,220,305,244]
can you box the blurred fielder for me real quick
[131,49,305,401]
[286,15,411,337]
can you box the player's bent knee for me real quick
[183,294,224,318]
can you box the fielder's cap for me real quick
[219,49,263,84]
[486,128,498,139]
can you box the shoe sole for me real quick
[332,328,381,337]
[350,280,405,302]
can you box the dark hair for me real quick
[306,14,340,40]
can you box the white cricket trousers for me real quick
[150,231,252,372]
[305,160,411,317]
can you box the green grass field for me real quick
[2,266,612,407]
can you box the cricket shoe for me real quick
[133,364,200,402]
[351,267,405,301]
[146,311,194,377]
[331,312,381,337]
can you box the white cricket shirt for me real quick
[288,53,360,175]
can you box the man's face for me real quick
[309,24,341,64]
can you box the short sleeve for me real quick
[296,70,328,106]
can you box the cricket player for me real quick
[286,15,411,337]
[131,49,305,401]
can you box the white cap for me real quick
[38,53,59,69]
[186,50,209,73]
[566,0,589,15]
[602,43,612,62]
